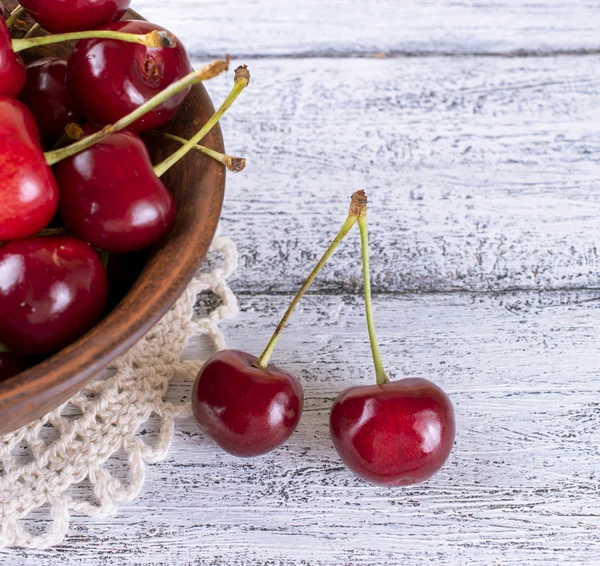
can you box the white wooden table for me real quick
[5,1,600,564]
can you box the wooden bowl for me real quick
[0,4,225,435]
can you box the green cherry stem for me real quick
[150,131,246,172]
[0,342,9,353]
[255,191,367,370]
[23,22,40,39]
[6,5,25,28]
[153,65,250,178]
[358,205,389,386]
[44,57,230,167]
[12,28,176,53]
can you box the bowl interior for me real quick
[0,5,225,435]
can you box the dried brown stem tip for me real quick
[146,30,177,48]
[65,123,84,141]
[13,19,28,36]
[234,65,251,85]
[197,56,231,81]
[227,157,246,172]
[349,190,367,217]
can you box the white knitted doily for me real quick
[0,229,239,549]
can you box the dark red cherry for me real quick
[0,17,26,97]
[55,130,176,253]
[18,58,84,146]
[0,236,108,355]
[19,0,130,34]
[1,2,10,20]
[0,96,59,241]
[192,350,304,457]
[67,20,193,132]
[330,378,455,486]
[0,352,30,381]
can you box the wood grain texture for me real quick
[2,291,599,565]
[200,56,600,294]
[134,0,600,57]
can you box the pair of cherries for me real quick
[192,192,456,487]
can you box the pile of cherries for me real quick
[192,192,456,487]
[0,1,246,379]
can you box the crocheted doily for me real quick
[0,229,239,549]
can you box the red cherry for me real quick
[67,20,193,132]
[0,96,59,241]
[0,351,30,381]
[330,378,455,486]
[55,130,176,253]
[19,0,131,34]
[18,58,84,146]
[0,17,26,97]
[192,350,304,457]
[0,236,108,355]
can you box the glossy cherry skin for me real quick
[19,0,130,34]
[55,130,176,253]
[0,96,59,241]
[0,17,26,97]
[330,378,455,486]
[0,236,108,355]
[67,20,193,132]
[18,58,84,146]
[192,350,304,457]
[0,352,30,381]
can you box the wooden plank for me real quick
[135,0,600,57]
[4,290,600,564]
[193,56,600,294]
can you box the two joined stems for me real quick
[256,191,389,385]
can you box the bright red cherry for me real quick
[0,351,30,381]
[19,0,131,34]
[55,130,176,253]
[18,58,84,146]
[0,236,108,355]
[330,379,455,486]
[0,17,26,97]
[192,350,304,457]
[0,96,59,241]
[67,20,193,132]
[325,191,455,486]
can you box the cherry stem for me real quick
[0,343,9,352]
[50,123,84,150]
[255,191,367,370]
[358,210,389,386]
[44,58,230,167]
[23,22,40,39]
[12,28,177,53]
[6,5,24,28]
[150,131,246,172]
[153,65,250,178]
